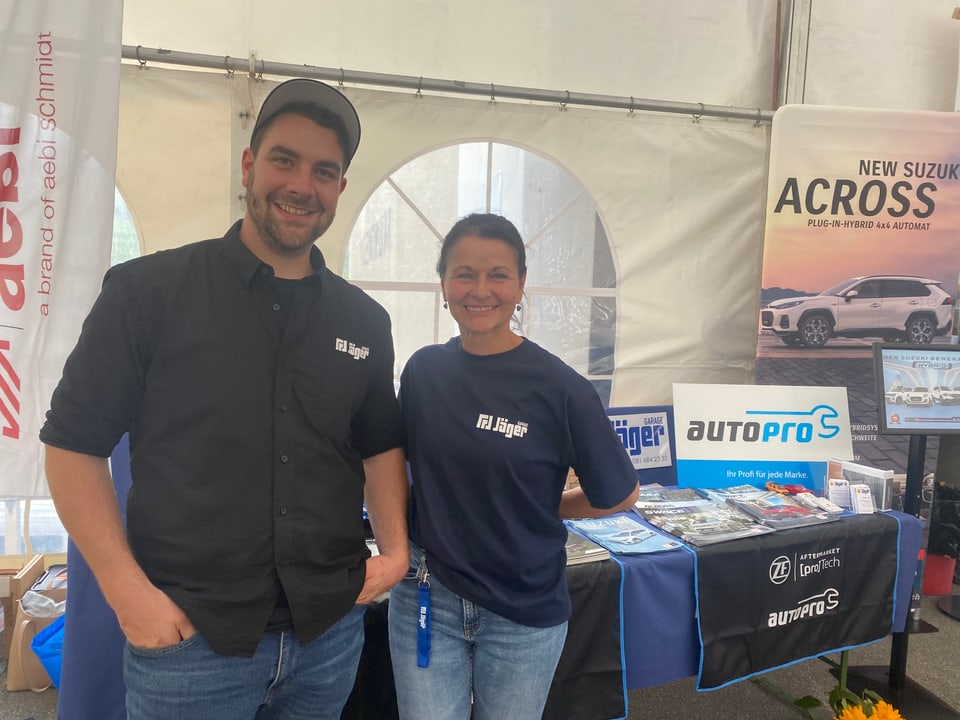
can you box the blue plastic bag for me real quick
[30,613,65,689]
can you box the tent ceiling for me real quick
[120,1,960,114]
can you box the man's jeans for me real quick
[388,543,567,720]
[124,605,366,720]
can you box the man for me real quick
[39,79,409,720]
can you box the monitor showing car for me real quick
[874,342,960,434]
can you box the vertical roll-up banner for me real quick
[0,1,122,498]
[756,105,960,473]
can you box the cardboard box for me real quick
[1,552,67,661]
[6,586,67,691]
[0,553,42,601]
[1,554,44,662]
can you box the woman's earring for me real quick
[442,301,449,310]
[516,303,522,312]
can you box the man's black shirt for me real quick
[40,221,403,656]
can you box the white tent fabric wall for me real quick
[804,2,960,111]
[119,1,781,110]
[117,68,769,405]
[111,0,960,412]
[118,1,960,113]
[118,67,235,245]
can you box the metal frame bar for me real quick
[123,44,775,124]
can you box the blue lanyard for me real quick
[416,555,431,668]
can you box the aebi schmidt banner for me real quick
[756,105,960,474]
[673,383,853,490]
[0,1,121,497]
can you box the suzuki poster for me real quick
[756,105,960,477]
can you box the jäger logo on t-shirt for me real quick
[335,337,369,361]
[476,413,528,439]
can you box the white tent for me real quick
[1,10,957,717]
[2,0,960,510]
[114,0,960,405]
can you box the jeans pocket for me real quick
[402,541,425,581]
[128,631,202,657]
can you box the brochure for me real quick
[564,529,611,565]
[725,490,837,529]
[565,515,683,555]
[632,490,774,546]
[635,484,705,503]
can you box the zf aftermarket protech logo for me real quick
[767,549,842,628]
[769,555,792,584]
[686,404,841,444]
[768,549,841,585]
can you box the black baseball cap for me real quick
[251,78,361,167]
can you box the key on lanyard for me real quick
[416,555,431,668]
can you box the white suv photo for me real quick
[760,275,954,348]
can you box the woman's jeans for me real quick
[124,604,366,720]
[388,542,567,720]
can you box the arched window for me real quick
[111,187,143,265]
[344,141,618,403]
[1,189,141,555]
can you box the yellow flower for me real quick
[835,706,870,720]
[870,700,904,720]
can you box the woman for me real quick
[388,213,640,720]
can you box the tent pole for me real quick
[776,0,812,107]
[122,45,773,125]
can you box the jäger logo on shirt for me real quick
[476,413,528,439]
[335,338,369,361]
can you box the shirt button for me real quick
[280,403,288,412]
[279,506,288,515]
[260,266,270,275]
[273,303,281,311]
[280,454,289,463]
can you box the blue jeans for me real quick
[123,605,366,720]
[388,543,567,720]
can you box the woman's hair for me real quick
[437,213,527,277]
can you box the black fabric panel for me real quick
[544,559,626,720]
[341,600,398,720]
[695,513,899,689]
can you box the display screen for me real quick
[873,342,960,435]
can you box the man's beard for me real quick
[246,183,334,256]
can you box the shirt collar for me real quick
[221,220,327,289]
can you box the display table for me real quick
[54,466,922,720]
[617,510,922,690]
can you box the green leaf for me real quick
[793,695,824,710]
[829,686,862,712]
